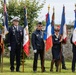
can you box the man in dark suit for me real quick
[7,17,23,72]
[31,22,45,72]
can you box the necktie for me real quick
[14,26,18,31]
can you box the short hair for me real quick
[37,22,42,25]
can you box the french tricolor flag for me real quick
[44,13,53,51]
[23,7,30,56]
[59,6,67,43]
[72,9,76,45]
[3,0,8,35]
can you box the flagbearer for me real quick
[50,26,63,72]
[71,30,76,72]
[31,22,45,72]
[7,17,23,72]
[70,5,76,72]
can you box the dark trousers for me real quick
[10,43,21,71]
[33,50,45,71]
[62,54,66,67]
[72,52,76,71]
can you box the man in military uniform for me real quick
[7,17,23,72]
[31,22,45,72]
[70,33,76,72]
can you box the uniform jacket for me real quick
[52,34,62,59]
[31,29,44,50]
[70,35,76,53]
[7,25,23,46]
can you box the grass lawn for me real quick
[0,57,76,75]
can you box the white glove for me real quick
[8,46,11,51]
[1,34,5,39]
[34,50,37,53]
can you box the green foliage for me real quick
[0,0,46,34]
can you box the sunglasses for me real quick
[38,25,42,27]
[55,30,59,32]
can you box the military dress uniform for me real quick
[7,25,23,71]
[70,35,76,72]
[31,29,45,72]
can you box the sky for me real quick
[38,0,76,24]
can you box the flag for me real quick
[72,8,76,45]
[59,6,67,43]
[51,7,55,35]
[23,7,30,56]
[44,13,53,51]
[3,0,8,35]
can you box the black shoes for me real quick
[72,70,75,72]
[16,70,20,72]
[16,69,20,72]
[42,69,46,72]
[50,69,53,72]
[11,70,14,72]
[11,70,20,72]
[62,66,67,70]
[33,70,37,73]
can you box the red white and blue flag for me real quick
[72,8,76,45]
[3,0,8,35]
[44,13,53,51]
[23,7,30,56]
[59,6,67,43]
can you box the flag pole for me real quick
[75,4,76,9]
[22,50,24,72]
[22,6,27,72]
[0,52,3,73]
[48,4,50,13]
[59,5,65,72]
[0,32,4,72]
[0,51,1,72]
[53,6,55,13]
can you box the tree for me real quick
[0,0,46,34]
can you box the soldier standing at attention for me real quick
[31,22,45,72]
[70,32,76,72]
[7,17,23,72]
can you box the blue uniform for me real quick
[7,25,23,71]
[50,34,62,72]
[52,35,61,60]
[70,35,76,72]
[31,29,45,72]
[31,30,44,50]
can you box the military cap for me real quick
[11,16,20,22]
